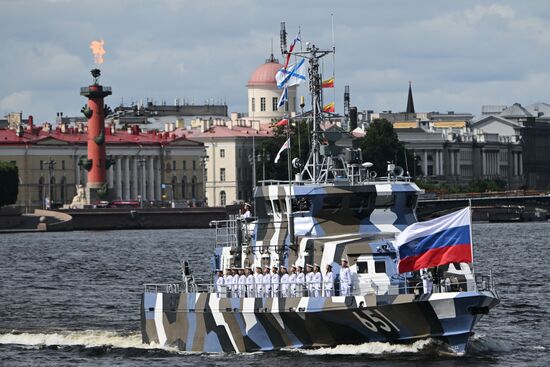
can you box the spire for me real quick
[406,81,415,114]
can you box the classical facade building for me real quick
[473,103,550,189]
[179,118,273,206]
[0,121,205,209]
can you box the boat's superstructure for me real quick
[140,24,499,354]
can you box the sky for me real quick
[2,0,550,123]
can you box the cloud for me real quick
[1,1,550,122]
[0,91,33,112]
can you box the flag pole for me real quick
[468,199,475,275]
[286,112,295,247]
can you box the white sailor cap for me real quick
[280,265,287,270]
[306,264,314,269]
[341,258,348,263]
[291,264,297,269]
[314,263,320,267]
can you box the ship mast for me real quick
[280,22,334,183]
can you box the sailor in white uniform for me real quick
[224,269,233,297]
[421,269,433,294]
[305,264,314,296]
[231,269,239,297]
[339,258,352,296]
[296,265,305,296]
[312,264,322,297]
[323,264,334,297]
[271,266,280,297]
[254,266,264,297]
[262,266,271,298]
[238,268,247,298]
[215,270,225,297]
[280,265,290,297]
[289,265,297,297]
[245,267,255,297]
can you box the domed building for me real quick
[247,54,297,124]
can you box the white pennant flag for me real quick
[274,138,290,164]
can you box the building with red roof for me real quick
[0,120,205,209]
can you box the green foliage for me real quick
[256,120,310,181]
[357,119,418,176]
[0,161,19,207]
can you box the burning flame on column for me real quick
[89,39,106,65]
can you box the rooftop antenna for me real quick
[280,22,287,55]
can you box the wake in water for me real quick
[0,330,180,353]
[287,339,441,356]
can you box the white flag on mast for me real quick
[274,138,290,164]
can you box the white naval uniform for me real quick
[263,273,271,297]
[305,272,314,296]
[280,273,290,297]
[238,275,247,297]
[323,271,334,297]
[339,267,352,296]
[246,274,255,297]
[312,271,322,297]
[296,272,305,296]
[254,272,264,297]
[216,276,225,297]
[271,273,280,297]
[224,275,233,297]
[288,273,297,297]
[421,269,433,294]
[232,275,239,297]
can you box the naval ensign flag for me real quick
[396,207,473,273]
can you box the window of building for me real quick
[40,160,44,170]
[251,97,255,112]
[38,176,44,203]
[260,97,266,112]
[220,149,225,158]
[272,97,278,111]
[191,176,197,198]
[192,160,196,170]
[375,261,386,273]
[220,168,226,182]
[61,160,65,170]
[171,176,177,199]
[182,177,187,199]
[172,160,176,171]
[220,191,227,206]
[183,160,187,170]
[60,176,66,203]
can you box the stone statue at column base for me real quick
[69,184,87,208]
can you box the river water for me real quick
[0,223,548,366]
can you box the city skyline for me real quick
[2,0,550,122]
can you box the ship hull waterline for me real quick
[141,290,499,354]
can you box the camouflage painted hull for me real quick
[141,290,499,353]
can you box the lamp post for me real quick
[199,153,209,205]
[257,150,271,181]
[42,158,56,209]
[138,157,146,207]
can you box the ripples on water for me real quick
[0,223,549,366]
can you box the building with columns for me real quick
[395,127,524,188]
[178,117,273,206]
[0,121,205,210]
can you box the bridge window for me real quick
[357,262,368,274]
[375,261,386,273]
[406,194,417,209]
[375,195,394,208]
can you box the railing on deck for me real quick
[143,271,496,298]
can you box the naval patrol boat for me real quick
[140,26,499,354]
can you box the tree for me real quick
[357,119,418,177]
[256,119,311,181]
[0,161,19,207]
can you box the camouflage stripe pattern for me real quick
[141,290,499,353]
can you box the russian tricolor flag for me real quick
[396,207,473,273]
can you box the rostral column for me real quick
[80,68,112,203]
